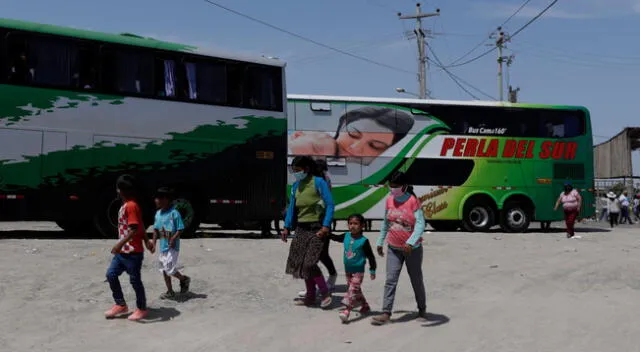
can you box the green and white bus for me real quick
[287,94,595,232]
[0,18,287,236]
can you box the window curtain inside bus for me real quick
[28,38,77,87]
[164,60,176,97]
[185,62,197,100]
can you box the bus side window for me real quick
[227,62,245,107]
[183,59,227,104]
[6,32,35,85]
[101,47,153,96]
[243,65,282,111]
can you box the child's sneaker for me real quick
[339,309,350,323]
[297,289,307,298]
[104,304,128,319]
[160,291,176,300]
[320,294,333,309]
[127,309,148,321]
[180,276,191,294]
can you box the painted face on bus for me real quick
[288,131,337,156]
[336,118,394,158]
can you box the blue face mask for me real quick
[293,171,308,181]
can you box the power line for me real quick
[202,0,414,75]
[449,0,532,66]
[446,0,558,68]
[426,42,497,100]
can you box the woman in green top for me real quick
[282,156,335,308]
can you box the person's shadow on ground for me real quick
[392,310,450,327]
[140,307,181,323]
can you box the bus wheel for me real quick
[500,201,531,233]
[173,198,201,238]
[93,194,121,238]
[429,220,460,232]
[462,201,494,232]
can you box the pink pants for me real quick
[344,272,368,309]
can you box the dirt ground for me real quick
[1,221,640,352]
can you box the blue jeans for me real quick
[106,253,147,310]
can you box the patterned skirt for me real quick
[285,224,325,280]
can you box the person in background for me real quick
[104,175,154,321]
[633,194,640,222]
[607,191,620,228]
[598,193,609,222]
[619,191,633,224]
[330,213,376,323]
[152,187,191,300]
[371,171,427,326]
[297,158,338,298]
[282,156,334,309]
[554,182,582,239]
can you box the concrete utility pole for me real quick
[399,3,440,99]
[495,29,508,101]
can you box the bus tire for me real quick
[93,193,121,238]
[173,197,201,238]
[462,200,495,232]
[429,220,460,232]
[500,201,531,233]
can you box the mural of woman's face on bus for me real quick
[335,118,395,157]
[334,107,415,164]
[287,106,416,165]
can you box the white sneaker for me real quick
[298,289,307,298]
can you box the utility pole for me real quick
[399,3,440,99]
[495,29,508,101]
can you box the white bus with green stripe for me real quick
[287,94,594,232]
[0,18,287,236]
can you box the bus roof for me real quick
[0,17,285,67]
[287,94,587,111]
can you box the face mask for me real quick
[293,171,308,181]
[390,187,404,197]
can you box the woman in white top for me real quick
[554,182,582,238]
[606,191,620,228]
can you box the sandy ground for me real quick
[1,220,640,352]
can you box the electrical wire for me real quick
[446,0,559,69]
[449,0,532,66]
[202,0,414,75]
[426,42,497,100]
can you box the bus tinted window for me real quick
[244,65,282,111]
[5,32,97,89]
[183,59,227,104]
[102,48,154,95]
[414,104,585,139]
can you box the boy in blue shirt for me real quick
[152,187,191,299]
[330,213,377,323]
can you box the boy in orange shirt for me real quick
[104,175,154,321]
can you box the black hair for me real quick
[155,187,175,200]
[315,159,328,172]
[291,155,323,177]
[388,171,416,197]
[347,213,366,225]
[334,107,415,145]
[116,174,137,197]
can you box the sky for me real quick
[3,0,640,175]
